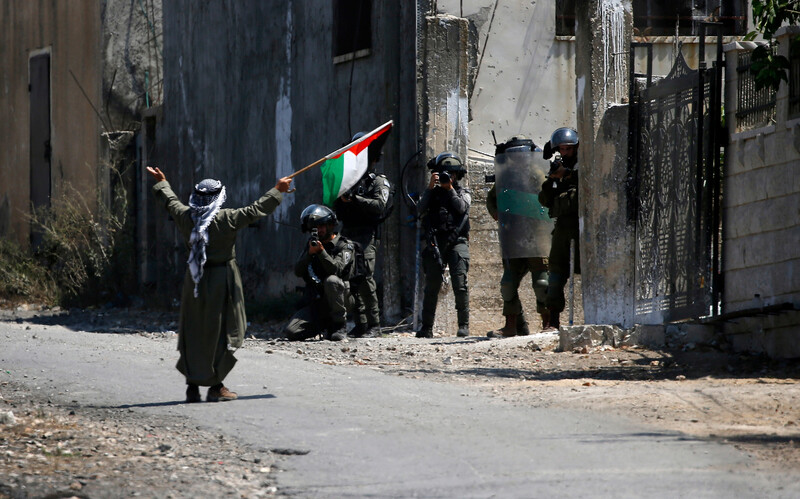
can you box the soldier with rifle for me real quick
[538,127,580,331]
[284,204,356,342]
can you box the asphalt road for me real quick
[2,320,799,498]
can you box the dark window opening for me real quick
[632,0,747,36]
[333,0,372,59]
[556,0,747,37]
[556,0,576,37]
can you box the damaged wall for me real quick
[574,0,636,328]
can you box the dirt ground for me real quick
[2,305,800,497]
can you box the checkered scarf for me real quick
[187,179,226,298]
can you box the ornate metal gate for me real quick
[628,30,723,324]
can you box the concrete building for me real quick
[5,1,796,348]
[0,0,162,298]
[0,2,105,248]
[721,27,800,356]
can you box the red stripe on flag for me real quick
[327,121,392,160]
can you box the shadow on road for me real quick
[93,393,277,409]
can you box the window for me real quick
[632,0,747,36]
[333,0,372,61]
[556,0,576,37]
[556,0,748,38]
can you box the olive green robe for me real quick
[152,180,283,386]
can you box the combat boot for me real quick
[516,312,530,336]
[539,309,551,331]
[348,323,367,338]
[416,325,433,338]
[487,315,517,338]
[362,325,381,338]
[545,308,560,331]
[329,323,348,341]
[456,324,470,337]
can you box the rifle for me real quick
[306,227,322,285]
[425,228,446,281]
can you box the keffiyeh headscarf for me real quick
[187,179,227,297]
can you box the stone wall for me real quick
[723,28,800,354]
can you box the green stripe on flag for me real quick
[321,155,345,207]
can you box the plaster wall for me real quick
[0,0,103,247]
[435,1,735,329]
[723,30,800,344]
[158,1,416,320]
[573,1,635,328]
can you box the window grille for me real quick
[735,50,777,131]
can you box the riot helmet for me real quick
[495,135,536,155]
[351,131,366,142]
[550,127,579,148]
[300,204,338,232]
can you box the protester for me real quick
[146,166,292,402]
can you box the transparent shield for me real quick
[494,147,554,259]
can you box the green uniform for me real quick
[418,184,471,330]
[152,180,283,386]
[487,185,549,317]
[334,173,391,329]
[284,234,355,340]
[537,164,580,314]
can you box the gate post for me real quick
[574,1,636,327]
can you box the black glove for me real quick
[543,141,554,160]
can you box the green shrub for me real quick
[28,162,134,306]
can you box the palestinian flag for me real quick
[320,120,393,206]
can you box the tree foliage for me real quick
[746,0,800,91]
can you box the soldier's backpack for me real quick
[348,240,369,284]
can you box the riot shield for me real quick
[494,138,553,259]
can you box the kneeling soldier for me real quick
[284,204,355,341]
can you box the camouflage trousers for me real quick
[501,256,549,316]
[421,239,470,328]
[284,276,352,341]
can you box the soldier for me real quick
[486,135,552,337]
[146,166,292,403]
[538,127,580,330]
[416,152,472,338]
[284,204,356,342]
[333,132,392,338]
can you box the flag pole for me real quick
[287,156,327,179]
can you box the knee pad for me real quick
[323,275,345,292]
